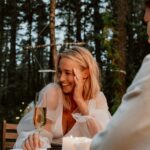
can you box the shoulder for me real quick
[39,83,62,99]
[40,83,61,93]
[39,83,63,109]
[139,54,150,70]
[95,92,107,102]
[91,92,108,109]
[143,54,150,63]
[127,54,150,91]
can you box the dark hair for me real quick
[145,0,150,7]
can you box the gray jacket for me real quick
[90,54,150,150]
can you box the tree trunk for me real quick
[92,0,103,68]
[26,0,33,101]
[49,0,57,82]
[7,0,17,104]
[75,0,82,42]
[0,0,5,87]
[112,0,128,107]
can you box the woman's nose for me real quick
[59,73,65,82]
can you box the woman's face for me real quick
[58,57,80,94]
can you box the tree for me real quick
[126,0,149,87]
[74,0,82,42]
[0,0,5,86]
[49,0,57,82]
[103,0,128,112]
[92,0,104,68]
[7,0,17,105]
[114,0,128,89]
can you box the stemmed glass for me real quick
[33,92,47,133]
[32,92,51,149]
[33,106,46,132]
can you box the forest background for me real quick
[0,0,150,140]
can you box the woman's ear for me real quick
[82,69,89,79]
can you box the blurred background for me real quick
[0,0,149,130]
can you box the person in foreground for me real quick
[14,46,111,149]
[90,1,150,150]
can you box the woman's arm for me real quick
[22,119,53,150]
[14,83,60,149]
[73,92,111,137]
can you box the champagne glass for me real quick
[33,92,47,132]
[33,106,46,132]
[33,93,51,149]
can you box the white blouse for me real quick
[14,83,111,148]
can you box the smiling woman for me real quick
[14,46,111,150]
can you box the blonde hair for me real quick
[55,46,101,110]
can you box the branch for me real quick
[24,42,85,50]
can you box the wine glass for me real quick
[33,106,46,132]
[33,92,47,132]
[32,93,51,149]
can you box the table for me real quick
[12,137,91,150]
[49,143,62,150]
[11,143,62,150]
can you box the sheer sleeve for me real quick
[37,83,61,122]
[72,92,111,137]
[14,83,62,148]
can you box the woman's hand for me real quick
[73,68,89,115]
[23,133,43,150]
[73,68,85,101]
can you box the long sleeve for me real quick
[90,54,150,150]
[14,83,62,148]
[71,92,111,138]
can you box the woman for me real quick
[14,46,111,149]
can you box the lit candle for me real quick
[73,137,91,150]
[62,136,91,150]
[62,136,76,150]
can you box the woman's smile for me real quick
[58,57,80,94]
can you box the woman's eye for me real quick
[66,72,72,75]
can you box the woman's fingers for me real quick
[73,68,85,102]
[73,68,83,87]
[33,133,39,148]
[73,68,82,80]
[33,133,43,148]
[23,137,33,150]
[23,134,42,150]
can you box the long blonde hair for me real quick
[55,46,101,110]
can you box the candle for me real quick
[62,136,76,150]
[74,137,91,150]
[62,136,91,150]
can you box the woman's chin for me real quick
[62,88,73,94]
[62,88,71,94]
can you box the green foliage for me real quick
[0,0,149,123]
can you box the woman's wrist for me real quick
[75,99,89,115]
